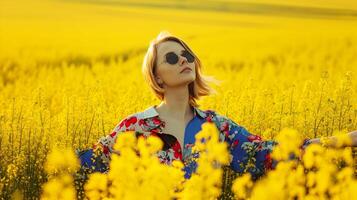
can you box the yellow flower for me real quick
[303,143,324,169]
[271,128,302,161]
[41,175,76,200]
[85,172,108,200]
[11,189,24,200]
[44,147,80,175]
[6,164,18,181]
[181,122,229,199]
[112,131,137,151]
[232,173,253,199]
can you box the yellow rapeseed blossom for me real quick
[84,173,109,200]
[86,131,185,200]
[41,147,80,200]
[180,122,229,200]
[44,147,80,175]
[233,128,356,199]
[271,128,302,161]
[232,173,253,200]
[303,144,324,169]
[6,164,18,181]
[41,174,77,200]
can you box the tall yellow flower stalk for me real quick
[179,122,230,200]
[84,122,230,200]
[41,147,80,200]
[84,132,185,200]
[231,128,357,199]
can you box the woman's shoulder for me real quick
[199,109,271,148]
[112,106,161,133]
[198,108,250,136]
[202,109,242,127]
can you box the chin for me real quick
[175,77,195,87]
[184,75,195,82]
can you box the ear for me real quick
[156,76,163,85]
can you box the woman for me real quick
[78,31,357,180]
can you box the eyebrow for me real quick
[165,49,185,55]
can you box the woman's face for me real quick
[155,41,196,88]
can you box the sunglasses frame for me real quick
[161,50,195,65]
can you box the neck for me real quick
[156,85,193,119]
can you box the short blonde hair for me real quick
[142,31,218,107]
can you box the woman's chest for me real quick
[160,118,188,151]
[153,133,196,166]
[134,114,219,165]
[136,121,199,165]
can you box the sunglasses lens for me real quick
[182,50,195,63]
[166,52,179,65]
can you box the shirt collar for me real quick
[138,105,207,120]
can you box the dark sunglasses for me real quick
[164,50,195,65]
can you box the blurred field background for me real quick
[1,0,357,199]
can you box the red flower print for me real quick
[125,116,137,127]
[172,141,183,160]
[247,135,262,142]
[151,128,160,134]
[110,131,117,138]
[232,139,239,148]
[264,153,273,170]
[103,146,109,155]
[221,121,229,132]
[138,119,147,126]
[152,116,162,125]
[119,119,126,129]
[257,144,263,150]
[206,115,213,122]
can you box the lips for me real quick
[180,67,192,73]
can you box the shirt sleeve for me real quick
[79,115,139,172]
[95,115,140,163]
[214,113,278,180]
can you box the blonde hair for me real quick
[142,31,219,107]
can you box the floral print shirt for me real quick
[79,105,286,179]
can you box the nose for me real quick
[179,55,188,65]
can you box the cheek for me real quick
[191,63,196,72]
[157,65,177,82]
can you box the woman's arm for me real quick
[78,115,136,172]
[308,130,357,148]
[210,112,278,180]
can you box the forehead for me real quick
[156,41,185,56]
